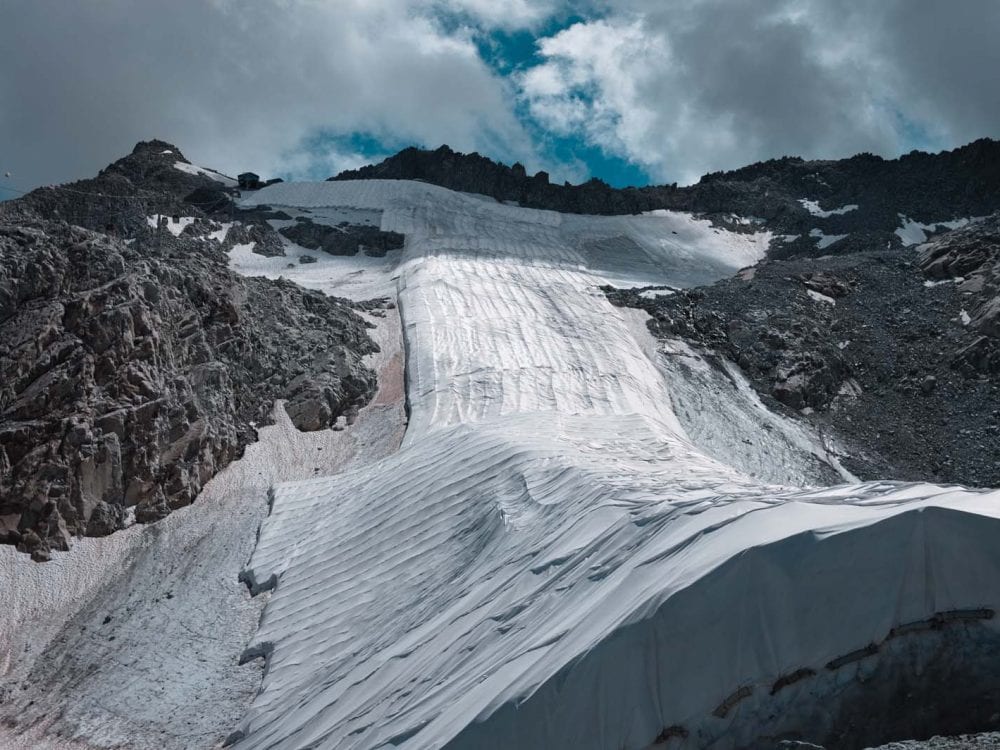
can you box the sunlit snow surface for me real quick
[235,181,1000,750]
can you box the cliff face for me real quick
[0,144,380,560]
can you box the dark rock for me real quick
[607,244,1000,488]
[183,186,232,214]
[226,222,285,257]
[0,218,378,559]
[278,222,404,257]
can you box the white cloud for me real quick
[517,0,1000,184]
[0,0,541,188]
[431,0,561,30]
[2,0,997,191]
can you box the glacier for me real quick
[228,180,1000,750]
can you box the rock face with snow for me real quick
[332,139,1000,258]
[0,214,377,560]
[278,217,404,257]
[919,215,1000,376]
[4,139,1000,749]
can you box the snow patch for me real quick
[146,214,195,236]
[809,228,848,249]
[807,289,836,305]
[799,199,858,217]
[924,278,958,288]
[639,288,676,299]
[895,215,979,246]
[173,160,237,187]
[227,232,400,301]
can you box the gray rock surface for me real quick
[919,216,1000,375]
[278,218,404,257]
[607,221,1000,487]
[870,734,1000,750]
[0,195,378,559]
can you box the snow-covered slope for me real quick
[234,181,1000,749]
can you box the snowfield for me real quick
[225,181,1000,750]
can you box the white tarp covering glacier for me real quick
[231,181,1000,750]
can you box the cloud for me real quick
[518,18,669,174]
[517,0,1000,183]
[0,0,540,189]
[430,0,561,30]
[1,0,997,191]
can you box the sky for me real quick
[1,0,998,193]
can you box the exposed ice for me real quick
[799,198,859,217]
[223,180,1000,750]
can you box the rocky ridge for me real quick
[332,140,1000,258]
[0,143,381,560]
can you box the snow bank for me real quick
[229,180,1000,750]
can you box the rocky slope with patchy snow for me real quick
[607,214,1000,489]
[333,139,1000,259]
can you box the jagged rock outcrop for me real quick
[4,139,289,260]
[278,218,404,257]
[0,218,378,560]
[918,215,1000,375]
[333,140,1000,259]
